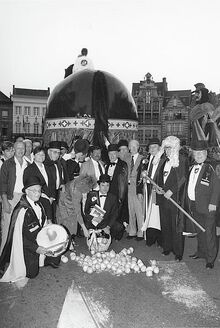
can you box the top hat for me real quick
[22,176,42,193]
[108,144,118,152]
[117,139,128,148]
[191,140,208,151]
[98,174,111,184]
[48,141,61,150]
[60,141,68,150]
[74,139,90,154]
[148,138,160,146]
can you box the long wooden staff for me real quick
[141,172,205,233]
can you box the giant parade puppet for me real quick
[43,48,138,149]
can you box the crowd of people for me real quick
[0,134,219,285]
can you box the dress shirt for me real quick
[187,164,203,201]
[26,196,42,225]
[13,157,28,193]
[107,160,118,178]
[163,160,172,184]
[132,153,139,165]
[35,162,49,186]
[91,158,105,180]
[99,193,107,209]
[54,163,60,190]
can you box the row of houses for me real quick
[0,74,219,145]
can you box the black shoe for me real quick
[175,255,182,262]
[206,263,214,269]
[126,235,136,240]
[136,237,144,241]
[44,260,59,269]
[162,251,170,256]
[191,255,201,260]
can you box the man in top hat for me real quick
[117,139,131,164]
[60,141,69,158]
[105,144,128,240]
[44,141,69,222]
[181,140,220,269]
[0,176,60,286]
[66,139,89,181]
[137,138,165,246]
[83,174,119,238]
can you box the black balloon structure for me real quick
[44,69,138,147]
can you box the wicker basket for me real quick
[87,229,111,253]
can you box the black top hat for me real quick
[60,141,68,149]
[191,140,208,151]
[22,176,42,193]
[98,174,111,184]
[48,141,61,150]
[148,138,160,146]
[117,139,128,148]
[108,144,118,152]
[74,139,90,154]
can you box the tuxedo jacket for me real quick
[84,190,118,230]
[66,159,80,181]
[44,157,68,198]
[23,162,53,198]
[105,158,128,202]
[185,162,220,215]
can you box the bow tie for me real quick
[110,163,116,166]
[100,194,107,198]
[193,162,202,166]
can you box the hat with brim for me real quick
[48,141,61,150]
[60,141,68,150]
[74,139,90,154]
[98,174,111,184]
[148,138,160,146]
[36,224,67,250]
[191,140,208,151]
[108,144,118,152]
[22,176,42,193]
[117,139,128,148]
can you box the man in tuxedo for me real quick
[137,138,165,247]
[83,174,119,238]
[0,176,60,286]
[182,140,220,269]
[105,144,128,240]
[66,139,89,181]
[80,145,105,189]
[156,136,188,261]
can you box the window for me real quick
[138,130,144,143]
[152,113,159,121]
[15,106,21,115]
[16,122,21,133]
[34,107,39,116]
[153,101,159,111]
[34,123,39,135]
[145,130,151,138]
[42,107,46,116]
[25,123,30,134]
[174,112,182,120]
[24,106,31,115]
[2,127,8,136]
[166,124,171,133]
[138,112,143,124]
[168,111,173,120]
[153,130,158,137]
[2,111,8,117]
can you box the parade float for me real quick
[43,50,138,148]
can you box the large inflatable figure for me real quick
[44,49,138,148]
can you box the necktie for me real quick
[110,163,116,167]
[100,194,107,198]
[130,156,134,173]
[148,156,154,178]
[97,161,103,175]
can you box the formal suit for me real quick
[84,190,119,238]
[80,158,105,185]
[181,161,220,264]
[156,155,188,257]
[66,159,81,181]
[105,159,128,239]
[127,153,145,237]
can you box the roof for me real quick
[0,91,11,103]
[13,86,50,97]
[132,83,140,96]
[164,89,192,107]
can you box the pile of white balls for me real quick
[67,247,159,277]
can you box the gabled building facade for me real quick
[161,90,191,145]
[0,91,13,142]
[132,73,167,148]
[11,86,50,140]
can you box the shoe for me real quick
[126,235,136,240]
[191,255,201,260]
[136,237,144,241]
[206,263,214,269]
[162,251,170,256]
[44,261,59,269]
[189,253,197,258]
[175,255,182,262]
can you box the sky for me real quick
[0,0,220,98]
